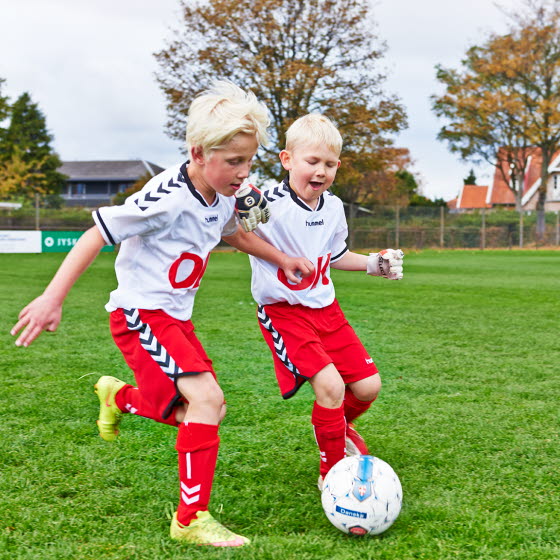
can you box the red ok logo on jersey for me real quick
[169,252,210,289]
[277,253,331,291]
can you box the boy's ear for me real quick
[190,146,206,165]
[279,150,292,170]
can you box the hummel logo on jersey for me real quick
[205,215,219,223]
[306,219,324,227]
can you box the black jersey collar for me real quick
[283,176,325,212]
[180,161,220,208]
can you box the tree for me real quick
[155,0,407,210]
[0,146,47,200]
[500,0,560,235]
[432,0,560,235]
[112,172,153,205]
[433,45,535,213]
[0,78,9,125]
[1,92,66,200]
[463,168,477,185]
[0,78,10,154]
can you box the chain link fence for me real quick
[1,202,559,249]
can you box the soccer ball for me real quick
[321,455,402,536]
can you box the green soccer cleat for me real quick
[170,511,250,547]
[94,375,127,442]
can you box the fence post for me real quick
[440,206,445,249]
[556,211,559,246]
[481,209,486,250]
[395,205,400,248]
[519,210,524,249]
[35,193,40,231]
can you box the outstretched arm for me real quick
[11,226,106,347]
[332,249,404,280]
[222,225,314,284]
[330,251,368,271]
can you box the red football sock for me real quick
[311,402,346,478]
[343,387,375,424]
[115,385,178,426]
[175,422,220,526]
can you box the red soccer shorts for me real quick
[110,308,217,419]
[257,299,378,399]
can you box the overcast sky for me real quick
[1,0,519,200]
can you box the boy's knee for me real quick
[313,369,345,408]
[198,383,224,410]
[351,374,382,402]
[177,373,224,411]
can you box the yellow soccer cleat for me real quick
[94,375,127,442]
[170,511,250,547]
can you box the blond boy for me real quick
[11,82,312,547]
[249,113,404,488]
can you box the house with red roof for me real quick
[448,148,560,212]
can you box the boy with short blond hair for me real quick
[249,113,404,488]
[11,81,312,547]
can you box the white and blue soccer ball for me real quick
[321,455,402,536]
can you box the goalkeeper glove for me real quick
[235,183,270,232]
[367,249,404,280]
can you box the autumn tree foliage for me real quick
[432,0,560,234]
[154,0,407,208]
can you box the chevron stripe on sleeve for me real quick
[134,174,186,212]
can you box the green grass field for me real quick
[1,250,558,560]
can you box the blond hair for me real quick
[186,81,270,154]
[285,113,342,155]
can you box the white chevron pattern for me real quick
[257,306,300,377]
[134,174,186,211]
[124,308,184,379]
[181,481,201,505]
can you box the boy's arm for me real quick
[222,225,314,283]
[330,251,368,271]
[11,226,106,347]
[332,249,404,280]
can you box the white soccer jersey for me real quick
[249,178,348,308]
[93,162,237,320]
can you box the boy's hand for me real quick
[11,295,62,347]
[235,184,270,232]
[367,249,404,280]
[281,256,315,284]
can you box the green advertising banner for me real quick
[41,231,114,252]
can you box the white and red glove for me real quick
[235,184,270,232]
[367,249,404,280]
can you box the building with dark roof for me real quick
[59,160,165,207]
